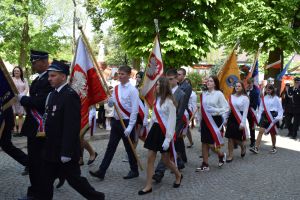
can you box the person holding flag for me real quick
[139,77,183,195]
[250,84,283,154]
[37,60,104,200]
[196,75,229,172]
[225,81,249,162]
[89,65,140,181]
[246,78,260,147]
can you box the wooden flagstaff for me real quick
[77,25,144,171]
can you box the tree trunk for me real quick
[131,58,141,70]
[18,4,30,78]
[265,47,283,89]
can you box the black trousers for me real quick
[292,114,300,137]
[285,113,294,134]
[27,137,45,197]
[247,114,256,144]
[0,107,28,167]
[98,119,138,176]
[39,160,104,200]
[97,105,106,127]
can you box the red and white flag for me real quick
[69,36,108,135]
[140,35,164,108]
[265,60,281,69]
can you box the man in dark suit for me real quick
[18,50,54,200]
[0,104,28,170]
[176,68,192,162]
[152,68,186,183]
[246,78,260,147]
[38,60,104,200]
[290,77,300,139]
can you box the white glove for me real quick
[124,128,131,137]
[162,138,171,151]
[17,94,24,101]
[61,156,71,163]
[143,119,148,127]
[239,123,245,130]
[206,106,218,114]
[108,97,114,107]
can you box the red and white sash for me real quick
[31,109,45,137]
[115,85,130,118]
[180,111,189,136]
[249,107,259,125]
[138,99,148,140]
[153,99,177,166]
[200,94,224,146]
[261,96,279,135]
[228,95,248,140]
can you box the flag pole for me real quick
[77,24,144,171]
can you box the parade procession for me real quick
[1,1,300,200]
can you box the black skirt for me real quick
[201,115,223,145]
[225,112,245,141]
[259,111,278,130]
[144,123,168,153]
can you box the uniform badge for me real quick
[53,105,56,111]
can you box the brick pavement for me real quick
[1,128,300,200]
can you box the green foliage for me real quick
[218,0,300,54]
[0,0,71,69]
[86,0,225,67]
[186,72,202,91]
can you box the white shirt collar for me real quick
[120,81,130,87]
[172,85,178,94]
[38,71,47,79]
[56,82,68,92]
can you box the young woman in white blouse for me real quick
[225,81,249,162]
[196,76,229,172]
[139,77,182,195]
[250,84,283,154]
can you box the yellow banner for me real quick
[218,51,240,99]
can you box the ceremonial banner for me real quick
[70,37,108,136]
[0,57,18,138]
[140,35,164,108]
[277,54,296,81]
[218,50,240,100]
[265,60,281,69]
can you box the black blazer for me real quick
[173,87,186,136]
[20,73,53,138]
[248,86,260,110]
[43,84,81,162]
[179,80,192,110]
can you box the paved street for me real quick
[1,127,300,200]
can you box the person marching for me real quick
[250,84,283,154]
[38,60,104,200]
[196,75,229,172]
[89,65,140,180]
[289,77,300,139]
[246,78,260,147]
[152,69,186,183]
[18,50,54,200]
[225,81,249,162]
[138,77,182,195]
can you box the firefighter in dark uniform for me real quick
[38,60,105,200]
[18,50,54,200]
[290,77,300,139]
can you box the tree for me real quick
[218,0,300,81]
[86,0,225,67]
[0,0,72,74]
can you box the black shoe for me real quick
[241,145,246,158]
[89,170,105,180]
[226,158,233,163]
[87,152,98,165]
[187,142,194,148]
[123,171,139,179]
[138,188,152,195]
[173,174,183,188]
[56,177,65,188]
[249,143,255,148]
[21,167,29,176]
[152,173,164,183]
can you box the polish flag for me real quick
[140,35,164,108]
[69,36,108,135]
[265,60,281,69]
